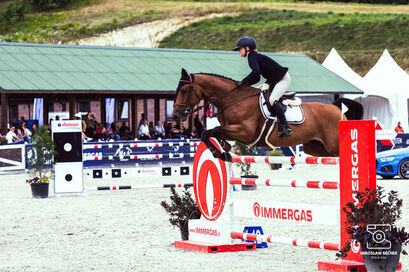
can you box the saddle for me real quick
[260,91,304,124]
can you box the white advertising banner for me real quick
[234,199,338,226]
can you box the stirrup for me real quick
[278,126,293,137]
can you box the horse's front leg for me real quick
[201,126,232,162]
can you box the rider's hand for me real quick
[236,81,243,87]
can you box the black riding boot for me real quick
[273,101,293,137]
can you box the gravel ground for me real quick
[0,163,408,272]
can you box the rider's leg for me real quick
[269,72,293,137]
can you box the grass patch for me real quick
[159,9,409,73]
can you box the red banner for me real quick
[339,120,376,262]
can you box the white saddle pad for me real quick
[259,94,305,124]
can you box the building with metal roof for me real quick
[0,42,363,134]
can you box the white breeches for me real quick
[262,72,291,105]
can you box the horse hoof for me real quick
[219,152,232,162]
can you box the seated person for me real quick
[148,121,156,139]
[155,121,166,139]
[138,120,151,140]
[169,121,185,139]
[180,122,194,139]
[95,123,105,140]
[104,123,120,141]
[6,125,29,144]
[21,123,32,143]
[119,121,133,140]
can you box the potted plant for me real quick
[267,149,283,170]
[26,126,56,199]
[234,141,259,190]
[161,187,201,240]
[338,186,409,272]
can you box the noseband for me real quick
[173,76,197,118]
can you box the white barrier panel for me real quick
[84,166,191,179]
[0,144,25,171]
[52,120,83,195]
[234,199,338,226]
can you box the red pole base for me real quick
[175,240,256,253]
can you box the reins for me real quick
[174,77,261,121]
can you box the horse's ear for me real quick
[181,68,190,80]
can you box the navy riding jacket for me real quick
[240,51,288,86]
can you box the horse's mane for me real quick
[194,73,237,83]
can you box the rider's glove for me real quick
[236,81,243,87]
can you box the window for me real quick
[78,101,90,113]
[9,104,18,123]
[166,100,174,120]
[117,100,129,120]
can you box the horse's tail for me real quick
[333,98,363,120]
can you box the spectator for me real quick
[30,123,38,136]
[155,121,166,139]
[95,123,104,140]
[6,125,29,144]
[138,120,151,140]
[148,121,156,139]
[169,121,184,139]
[104,123,120,141]
[180,122,194,139]
[395,122,404,134]
[84,112,95,140]
[21,123,32,142]
[48,118,53,134]
[75,113,89,141]
[194,114,204,138]
[119,121,133,140]
[138,113,146,127]
[164,121,172,139]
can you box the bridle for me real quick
[173,74,260,121]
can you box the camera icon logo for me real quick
[366,224,391,250]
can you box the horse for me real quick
[172,68,363,161]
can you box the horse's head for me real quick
[173,68,202,122]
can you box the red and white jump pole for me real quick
[231,232,340,251]
[175,121,378,272]
[229,177,339,190]
[232,156,338,165]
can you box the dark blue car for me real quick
[376,148,409,179]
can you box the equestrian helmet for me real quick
[233,36,257,51]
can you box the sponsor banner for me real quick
[234,199,338,225]
[339,120,376,263]
[188,219,241,245]
[52,120,82,132]
[375,129,396,140]
[26,139,199,169]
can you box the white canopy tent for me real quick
[361,49,409,130]
[322,48,366,91]
[323,48,409,130]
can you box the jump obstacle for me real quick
[175,121,389,272]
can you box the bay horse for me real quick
[173,68,363,161]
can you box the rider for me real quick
[234,36,293,137]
